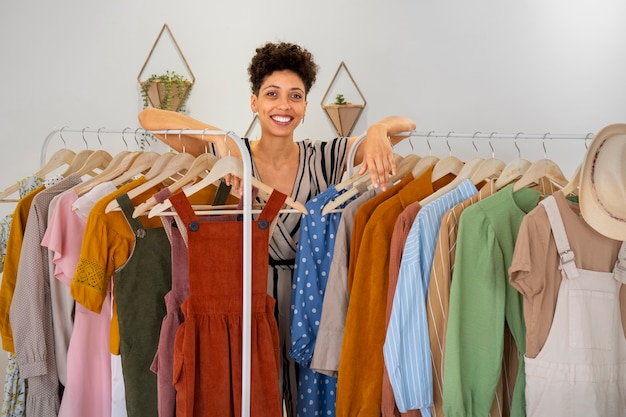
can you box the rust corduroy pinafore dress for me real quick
[169,189,285,417]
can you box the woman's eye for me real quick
[291,93,303,100]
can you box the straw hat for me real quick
[579,123,626,241]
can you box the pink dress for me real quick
[42,184,115,417]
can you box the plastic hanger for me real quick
[148,155,307,218]
[320,154,417,216]
[513,133,569,192]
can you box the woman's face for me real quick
[250,69,308,139]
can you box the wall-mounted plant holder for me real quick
[137,24,195,112]
[321,61,367,137]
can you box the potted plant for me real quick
[322,93,365,137]
[140,70,193,112]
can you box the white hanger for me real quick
[149,155,307,218]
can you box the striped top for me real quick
[245,138,349,261]
[384,179,477,415]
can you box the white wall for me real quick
[1,0,625,208]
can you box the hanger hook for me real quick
[223,132,233,157]
[179,128,187,154]
[542,132,550,158]
[58,126,69,148]
[514,132,523,158]
[446,131,454,155]
[426,130,435,155]
[81,127,90,150]
[488,132,497,158]
[121,127,131,151]
[472,131,481,156]
[201,128,210,154]
[584,132,594,150]
[135,128,150,151]
[96,127,105,148]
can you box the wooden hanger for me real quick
[334,153,405,192]
[468,134,505,184]
[410,155,440,179]
[419,156,484,206]
[74,149,114,178]
[512,158,569,192]
[73,150,137,196]
[103,153,180,214]
[320,154,418,216]
[111,151,161,187]
[148,156,307,218]
[123,152,215,217]
[560,163,582,197]
[35,148,76,178]
[61,149,95,177]
[469,157,505,184]
[128,152,198,217]
[431,155,464,182]
[0,147,76,201]
[494,157,532,189]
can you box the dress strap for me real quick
[540,195,579,279]
[153,187,172,204]
[168,191,197,225]
[258,190,288,226]
[116,193,147,239]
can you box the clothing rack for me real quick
[39,127,151,167]
[346,130,595,177]
[41,127,255,417]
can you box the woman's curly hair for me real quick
[248,42,318,96]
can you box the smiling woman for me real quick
[138,40,415,417]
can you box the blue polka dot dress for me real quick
[290,185,346,417]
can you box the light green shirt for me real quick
[443,184,540,417]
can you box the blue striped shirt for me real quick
[383,179,477,415]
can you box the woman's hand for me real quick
[356,123,397,191]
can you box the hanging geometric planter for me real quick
[321,62,367,137]
[137,24,195,113]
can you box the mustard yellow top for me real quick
[0,185,45,352]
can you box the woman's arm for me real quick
[138,108,240,158]
[348,116,416,190]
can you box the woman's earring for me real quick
[301,115,305,125]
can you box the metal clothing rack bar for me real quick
[40,127,150,168]
[346,130,595,177]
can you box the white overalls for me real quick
[524,195,626,416]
